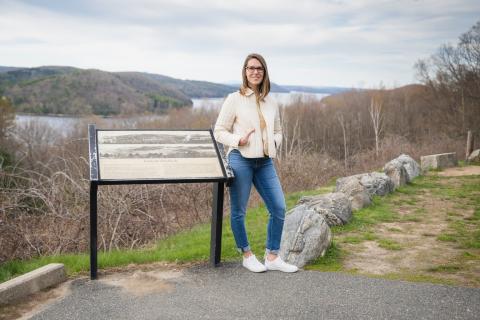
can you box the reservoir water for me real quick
[191,92,329,110]
[15,92,329,135]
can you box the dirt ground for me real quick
[0,281,71,320]
[337,165,480,287]
[436,165,480,177]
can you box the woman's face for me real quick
[245,58,264,88]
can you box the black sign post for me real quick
[87,124,233,280]
[89,181,98,280]
[210,181,224,265]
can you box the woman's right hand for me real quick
[238,128,255,146]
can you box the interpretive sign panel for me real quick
[96,130,225,181]
[88,124,233,280]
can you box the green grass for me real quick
[435,176,480,249]
[437,233,457,242]
[339,231,378,244]
[377,238,403,250]
[447,211,462,217]
[0,254,90,283]
[400,214,423,222]
[427,264,461,273]
[379,272,456,286]
[462,251,480,259]
[331,196,397,235]
[304,242,343,272]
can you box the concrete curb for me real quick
[0,263,67,305]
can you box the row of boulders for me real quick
[278,151,480,267]
[336,172,394,211]
[279,154,422,268]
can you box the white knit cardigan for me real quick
[213,88,282,158]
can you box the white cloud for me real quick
[0,0,479,87]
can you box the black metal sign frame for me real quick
[88,124,233,279]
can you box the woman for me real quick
[214,53,298,273]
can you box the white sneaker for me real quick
[242,254,267,273]
[264,256,299,273]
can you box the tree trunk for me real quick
[466,130,474,161]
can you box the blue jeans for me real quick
[227,149,286,255]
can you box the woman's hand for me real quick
[238,128,255,146]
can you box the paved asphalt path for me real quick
[30,262,480,320]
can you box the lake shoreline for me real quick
[14,92,330,134]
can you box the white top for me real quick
[213,87,282,158]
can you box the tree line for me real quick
[278,20,479,167]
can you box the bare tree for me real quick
[0,96,15,169]
[415,20,480,132]
[369,93,384,158]
[0,96,15,143]
[337,113,348,170]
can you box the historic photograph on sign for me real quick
[97,130,224,180]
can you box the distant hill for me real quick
[321,84,429,106]
[282,85,351,94]
[0,65,352,116]
[224,82,349,94]
[135,72,238,98]
[0,66,23,73]
[0,66,242,116]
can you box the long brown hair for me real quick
[239,53,271,103]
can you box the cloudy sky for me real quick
[0,0,479,88]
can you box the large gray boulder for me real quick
[298,192,352,225]
[421,152,458,171]
[279,205,332,268]
[396,154,421,181]
[468,149,480,162]
[357,172,395,196]
[336,172,395,200]
[335,177,371,211]
[383,159,408,188]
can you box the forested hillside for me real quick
[0,66,237,115]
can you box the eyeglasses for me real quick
[245,66,264,73]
